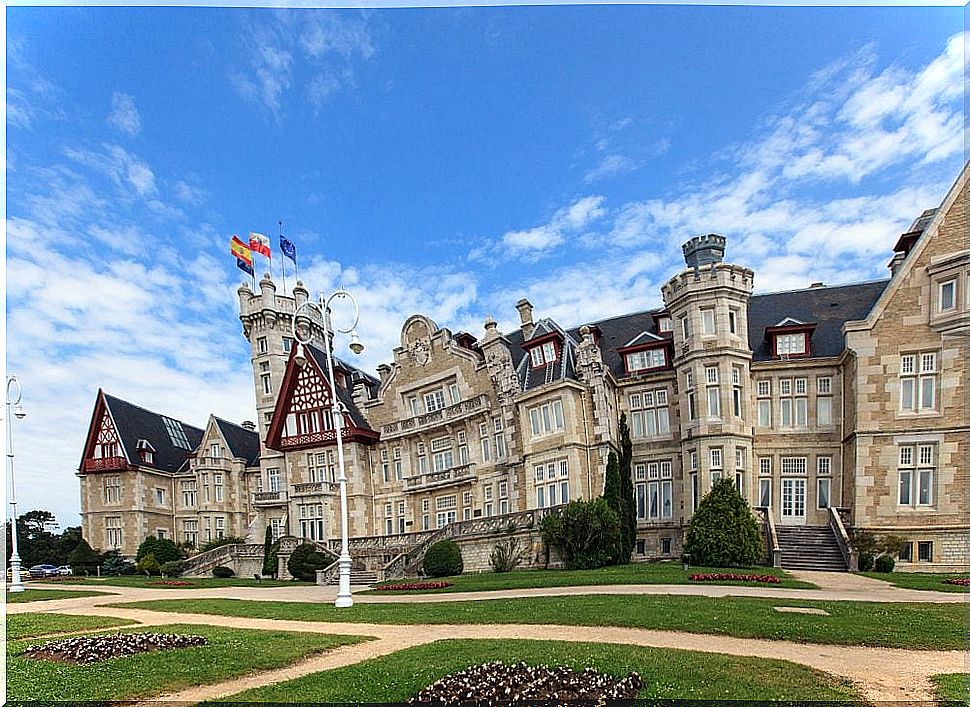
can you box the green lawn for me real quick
[932,674,969,704]
[7,623,370,702]
[115,594,965,650]
[30,575,312,589]
[7,613,137,640]
[219,638,860,703]
[861,571,970,593]
[6,588,110,603]
[367,562,815,593]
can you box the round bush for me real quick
[160,560,186,577]
[423,540,464,577]
[685,478,762,567]
[287,543,330,582]
[874,554,895,573]
[136,553,161,576]
[211,566,234,578]
[858,552,875,572]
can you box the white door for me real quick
[780,478,806,525]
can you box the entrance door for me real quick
[780,478,806,525]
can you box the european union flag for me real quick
[236,256,254,277]
[280,235,297,264]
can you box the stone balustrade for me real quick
[381,394,490,438]
[404,463,474,492]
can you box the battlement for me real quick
[660,261,755,305]
[683,234,727,269]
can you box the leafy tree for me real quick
[136,552,161,576]
[101,551,136,576]
[287,543,330,582]
[685,478,763,567]
[136,536,183,564]
[160,560,187,577]
[423,540,464,577]
[67,538,101,575]
[618,413,637,564]
[541,499,620,570]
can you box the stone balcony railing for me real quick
[82,456,127,472]
[403,463,474,492]
[252,490,288,506]
[192,456,232,470]
[381,394,490,439]
[291,481,338,497]
[279,426,354,450]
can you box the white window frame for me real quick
[939,279,956,312]
[900,352,937,413]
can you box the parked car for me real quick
[28,564,59,578]
[57,565,73,576]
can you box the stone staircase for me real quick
[776,525,847,572]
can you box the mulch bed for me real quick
[374,581,454,591]
[409,661,642,703]
[21,632,208,665]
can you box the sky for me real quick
[3,4,965,530]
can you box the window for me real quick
[691,472,699,512]
[898,444,935,506]
[484,484,494,501]
[898,542,913,562]
[498,480,508,498]
[681,316,691,339]
[701,308,715,335]
[728,307,740,335]
[436,509,457,528]
[436,495,457,511]
[630,389,669,438]
[480,422,491,463]
[105,517,122,549]
[535,459,569,508]
[309,451,336,484]
[685,369,696,422]
[529,399,565,437]
[817,478,831,509]
[900,352,937,412]
[636,460,673,520]
[710,448,722,471]
[422,514,430,530]
[424,389,445,413]
[269,517,283,541]
[267,468,281,493]
[182,520,198,547]
[156,528,167,540]
[917,541,933,562]
[384,503,393,536]
[257,337,268,353]
[528,341,558,366]
[658,317,672,333]
[756,379,771,427]
[780,378,807,428]
[393,447,403,480]
[422,498,430,512]
[939,280,956,311]
[155,487,166,506]
[705,366,721,419]
[408,396,419,417]
[181,480,197,507]
[214,473,224,502]
[759,474,772,508]
[104,475,122,504]
[817,395,832,426]
[283,336,293,353]
[759,457,772,475]
[781,457,807,474]
[432,448,454,472]
[757,379,771,397]
[776,333,806,356]
[817,456,832,476]
[380,449,390,483]
[732,366,744,420]
[626,348,666,372]
[210,443,221,458]
[261,374,272,396]
[734,447,745,494]
[494,431,506,459]
[817,377,832,395]
[449,383,461,405]
[215,516,225,539]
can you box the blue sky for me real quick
[4,4,965,529]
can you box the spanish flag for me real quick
[230,235,252,265]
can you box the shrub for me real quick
[858,552,875,572]
[423,540,464,577]
[263,539,281,578]
[67,539,101,575]
[211,565,234,578]
[874,554,895,573]
[287,543,330,582]
[101,553,136,576]
[262,526,275,575]
[541,499,620,570]
[685,478,762,567]
[490,537,526,573]
[136,553,161,576]
[197,536,245,554]
[159,560,186,577]
[136,537,183,564]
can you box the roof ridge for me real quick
[103,392,204,433]
[752,278,890,298]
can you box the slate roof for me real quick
[214,417,261,466]
[305,344,377,430]
[101,393,204,473]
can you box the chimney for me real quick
[809,282,825,288]
[241,421,256,431]
[682,234,727,270]
[516,298,535,339]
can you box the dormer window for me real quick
[626,349,666,373]
[135,439,155,465]
[619,332,672,375]
[765,318,816,359]
[657,317,672,333]
[528,340,558,367]
[776,333,807,356]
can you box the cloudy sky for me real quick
[4,4,964,529]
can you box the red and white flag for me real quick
[249,231,271,258]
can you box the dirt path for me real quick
[48,604,964,703]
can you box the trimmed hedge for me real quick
[874,555,895,573]
[423,540,464,577]
[212,566,235,578]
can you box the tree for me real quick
[541,499,620,570]
[136,536,182,564]
[602,450,631,565]
[685,478,763,567]
[618,413,637,564]
[262,526,274,575]
[136,552,161,576]
[67,538,101,575]
[287,543,330,582]
[423,540,464,577]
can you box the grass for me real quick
[366,562,815,593]
[115,594,965,650]
[7,623,369,702]
[932,674,969,704]
[29,575,311,589]
[7,613,137,640]
[218,638,860,703]
[6,588,110,603]
[861,571,970,593]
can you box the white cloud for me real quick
[107,92,141,136]
[584,154,637,183]
[64,144,158,199]
[476,195,607,261]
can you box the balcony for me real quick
[279,426,354,449]
[404,463,474,492]
[291,482,337,497]
[252,490,288,507]
[82,456,127,473]
[382,394,490,439]
[193,456,232,470]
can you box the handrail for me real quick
[757,507,782,568]
[828,506,858,571]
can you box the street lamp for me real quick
[291,288,364,608]
[6,375,27,593]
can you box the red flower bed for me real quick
[689,573,781,584]
[943,578,970,586]
[374,581,454,591]
[149,580,195,587]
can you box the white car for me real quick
[56,565,73,576]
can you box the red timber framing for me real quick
[524,330,563,367]
[79,390,129,473]
[265,346,379,452]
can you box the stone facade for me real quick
[78,164,969,573]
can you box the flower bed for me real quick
[374,581,454,591]
[409,661,642,703]
[689,573,781,584]
[21,632,207,665]
[149,580,195,587]
[943,578,970,586]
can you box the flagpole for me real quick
[279,220,288,294]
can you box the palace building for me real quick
[78,164,969,574]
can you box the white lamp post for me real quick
[6,375,27,593]
[291,288,364,608]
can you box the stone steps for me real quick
[776,525,847,572]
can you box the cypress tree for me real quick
[618,413,636,563]
[602,450,624,564]
[262,525,275,576]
